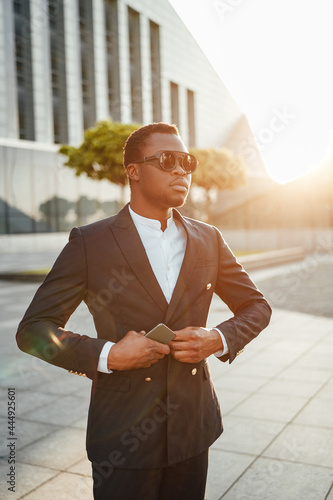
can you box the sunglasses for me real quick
[133,151,198,174]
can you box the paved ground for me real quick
[257,253,333,319]
[0,252,332,499]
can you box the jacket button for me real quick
[206,283,211,290]
[191,368,197,376]
[145,377,152,382]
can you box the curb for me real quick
[238,246,306,271]
[0,273,46,282]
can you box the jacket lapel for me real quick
[164,210,202,324]
[110,204,168,314]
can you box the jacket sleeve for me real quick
[16,227,107,380]
[213,227,272,364]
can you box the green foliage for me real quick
[190,147,246,192]
[59,121,246,196]
[59,120,140,187]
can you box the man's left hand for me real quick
[169,327,223,363]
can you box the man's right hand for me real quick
[107,330,170,371]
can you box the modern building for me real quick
[0,0,247,235]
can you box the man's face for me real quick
[133,132,192,210]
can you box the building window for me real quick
[170,82,179,128]
[105,0,120,120]
[48,0,68,144]
[150,21,161,122]
[78,0,96,129]
[13,0,35,140]
[128,7,142,123]
[187,89,196,146]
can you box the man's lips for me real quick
[169,180,189,192]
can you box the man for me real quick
[16,122,271,500]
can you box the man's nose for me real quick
[172,157,187,175]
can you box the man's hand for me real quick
[169,327,222,363]
[107,330,170,371]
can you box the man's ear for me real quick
[126,163,140,182]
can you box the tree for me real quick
[39,196,75,231]
[59,120,140,202]
[189,147,247,221]
[59,121,246,221]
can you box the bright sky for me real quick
[169,0,333,183]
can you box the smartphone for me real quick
[145,323,175,344]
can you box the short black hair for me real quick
[123,122,179,167]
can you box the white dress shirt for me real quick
[97,206,228,373]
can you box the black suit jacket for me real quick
[16,204,271,468]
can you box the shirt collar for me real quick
[129,205,175,231]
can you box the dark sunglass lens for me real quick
[183,154,197,173]
[161,152,176,170]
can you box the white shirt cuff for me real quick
[212,328,229,357]
[97,341,115,373]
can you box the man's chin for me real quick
[170,193,188,209]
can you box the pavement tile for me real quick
[13,389,59,416]
[212,373,268,393]
[0,356,53,391]
[222,457,333,500]
[212,415,285,455]
[267,338,320,353]
[249,347,305,367]
[0,416,59,456]
[228,361,283,379]
[1,387,48,418]
[23,394,90,426]
[229,392,308,423]
[293,398,333,428]
[311,338,333,356]
[0,459,57,500]
[17,427,87,470]
[45,375,92,397]
[277,365,332,384]
[71,416,89,430]
[263,423,333,468]
[67,457,92,476]
[0,320,21,350]
[257,377,323,399]
[213,388,249,413]
[21,471,93,500]
[204,449,255,500]
[327,487,333,500]
[316,379,333,399]
[207,355,229,381]
[294,352,333,371]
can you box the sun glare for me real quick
[169,0,333,184]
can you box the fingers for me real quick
[172,327,196,340]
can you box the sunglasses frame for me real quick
[132,150,198,174]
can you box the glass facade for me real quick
[150,21,162,122]
[0,145,123,234]
[170,82,179,128]
[13,0,35,140]
[105,0,121,121]
[48,0,68,144]
[128,7,142,123]
[78,0,96,129]
[187,89,196,146]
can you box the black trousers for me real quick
[92,450,209,500]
